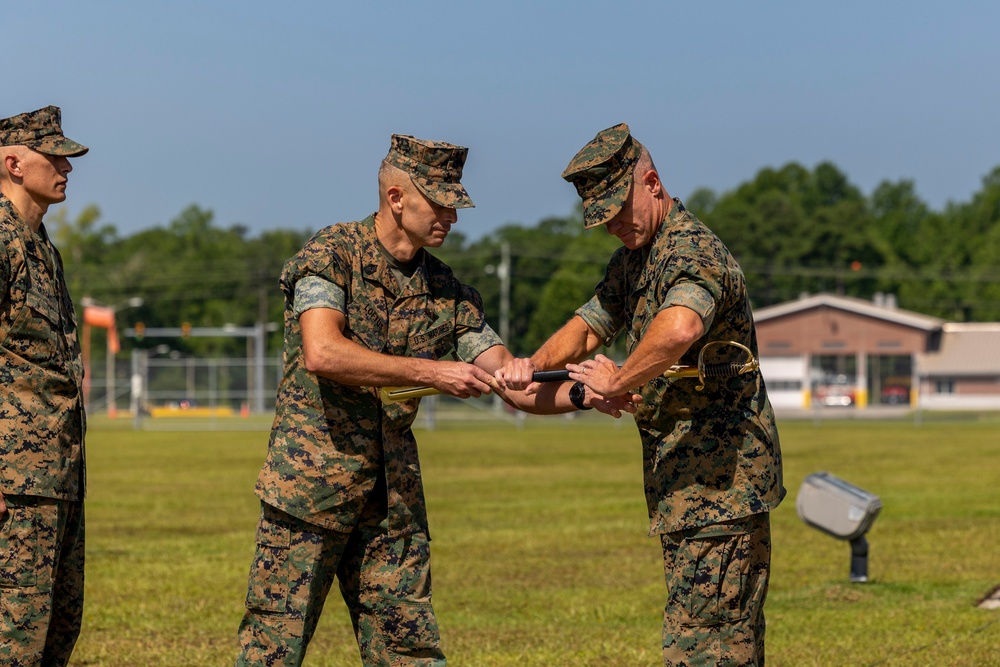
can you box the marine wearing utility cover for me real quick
[239,134,498,667]
[0,104,88,667]
[557,123,784,666]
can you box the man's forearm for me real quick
[530,316,603,369]
[572,306,704,396]
[307,338,438,387]
[301,308,447,388]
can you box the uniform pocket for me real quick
[24,289,61,327]
[15,289,67,366]
[673,521,752,627]
[0,504,38,588]
[245,511,292,613]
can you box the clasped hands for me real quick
[495,354,642,418]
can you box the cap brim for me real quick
[581,174,631,229]
[31,136,89,157]
[413,177,475,209]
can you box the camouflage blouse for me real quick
[255,215,492,535]
[0,195,85,501]
[577,200,784,534]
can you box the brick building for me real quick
[752,293,1000,410]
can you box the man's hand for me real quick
[567,353,622,397]
[431,361,498,399]
[588,389,643,418]
[0,490,6,518]
[494,357,540,394]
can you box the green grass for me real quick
[71,416,1000,666]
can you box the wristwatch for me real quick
[569,381,592,410]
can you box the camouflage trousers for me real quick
[0,496,85,667]
[236,501,445,667]
[660,512,771,667]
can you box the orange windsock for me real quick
[83,305,119,353]
[83,305,115,328]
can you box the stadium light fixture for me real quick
[796,472,882,583]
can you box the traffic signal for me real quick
[134,322,145,340]
[181,322,192,337]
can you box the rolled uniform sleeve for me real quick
[454,283,502,362]
[575,295,621,347]
[660,281,717,332]
[293,275,345,316]
[281,227,354,317]
[456,323,503,362]
[653,225,725,333]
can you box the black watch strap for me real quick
[569,381,592,410]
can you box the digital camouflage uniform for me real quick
[565,125,785,667]
[238,136,497,667]
[0,106,89,667]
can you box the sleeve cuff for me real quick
[659,282,717,331]
[293,275,346,317]
[456,323,504,363]
[575,295,621,346]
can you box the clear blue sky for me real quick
[8,1,1000,240]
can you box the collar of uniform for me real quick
[0,193,19,227]
[632,198,689,293]
[0,193,50,263]
[359,214,431,298]
[657,198,688,238]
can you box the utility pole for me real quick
[488,241,512,414]
[499,240,511,346]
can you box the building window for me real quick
[935,380,955,394]
[769,380,803,391]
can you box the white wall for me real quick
[759,355,808,409]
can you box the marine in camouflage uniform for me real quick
[236,135,633,667]
[0,106,89,666]
[496,124,785,666]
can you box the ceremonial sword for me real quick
[379,340,758,403]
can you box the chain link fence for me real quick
[87,352,543,431]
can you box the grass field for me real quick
[71,413,1000,666]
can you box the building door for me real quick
[868,354,912,405]
[811,354,858,407]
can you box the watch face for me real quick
[570,381,588,409]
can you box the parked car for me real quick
[880,385,909,405]
[815,380,856,407]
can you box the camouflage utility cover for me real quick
[0,195,86,500]
[385,134,474,209]
[255,215,488,536]
[562,122,642,229]
[0,106,89,157]
[576,200,785,534]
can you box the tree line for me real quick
[53,161,1000,358]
